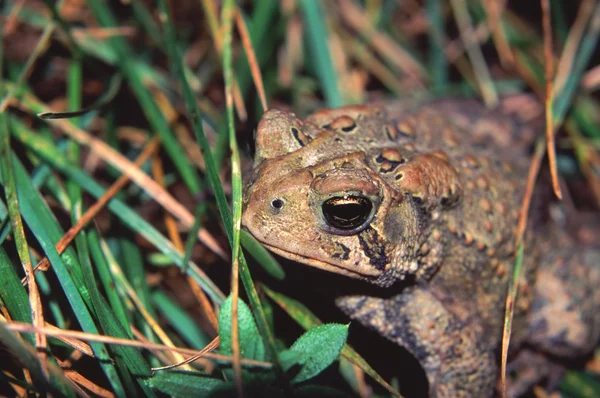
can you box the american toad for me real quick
[242,99,600,397]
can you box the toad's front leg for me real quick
[337,287,496,397]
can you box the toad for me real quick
[242,99,600,397]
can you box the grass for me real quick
[0,1,599,397]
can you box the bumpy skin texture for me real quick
[242,100,600,397]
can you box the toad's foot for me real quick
[337,286,496,398]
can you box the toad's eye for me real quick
[322,196,373,232]
[270,198,285,211]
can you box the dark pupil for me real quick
[322,196,372,230]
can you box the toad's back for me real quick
[242,99,600,397]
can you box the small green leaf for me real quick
[150,371,225,397]
[262,285,401,397]
[279,349,302,372]
[169,375,285,398]
[295,384,354,398]
[289,324,348,383]
[218,295,266,361]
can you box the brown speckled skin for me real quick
[242,100,600,397]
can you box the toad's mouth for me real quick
[258,240,382,280]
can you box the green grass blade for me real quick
[573,97,600,139]
[152,290,210,349]
[0,248,32,326]
[0,117,36,322]
[426,0,448,92]
[78,231,155,389]
[222,0,243,263]
[35,271,67,329]
[88,230,131,330]
[550,0,569,44]
[299,0,343,107]
[222,0,245,389]
[560,371,600,397]
[113,238,159,347]
[0,23,54,110]
[9,117,224,304]
[182,203,205,275]
[156,0,288,388]
[0,322,73,397]
[157,0,233,240]
[552,2,600,126]
[0,371,36,396]
[500,243,525,396]
[214,4,280,165]
[154,0,284,282]
[237,3,281,95]
[29,152,71,210]
[5,154,127,397]
[25,142,154,395]
[240,230,285,280]
[86,0,202,194]
[449,0,498,106]
[130,0,162,44]
[0,90,48,377]
[79,238,154,380]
